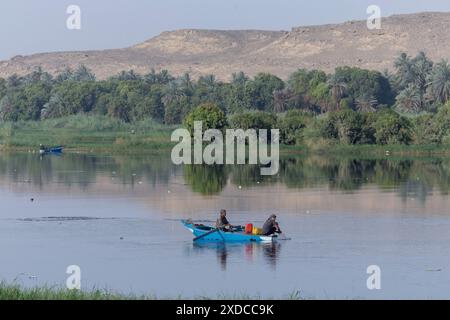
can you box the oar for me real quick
[193,228,223,242]
[277,233,291,241]
[231,225,244,232]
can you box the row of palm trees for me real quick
[85,52,450,116]
[310,52,450,114]
[11,53,449,118]
[394,52,450,113]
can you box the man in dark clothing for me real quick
[262,214,282,236]
[216,209,232,231]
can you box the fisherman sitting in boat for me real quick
[216,209,232,231]
[262,214,282,236]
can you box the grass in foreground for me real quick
[0,283,305,300]
[0,284,146,300]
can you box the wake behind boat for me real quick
[181,220,277,243]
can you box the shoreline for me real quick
[2,117,450,157]
[2,140,450,158]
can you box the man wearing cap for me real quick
[216,209,232,231]
[262,214,282,236]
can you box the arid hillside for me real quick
[1,12,450,80]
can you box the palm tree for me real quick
[231,72,248,85]
[328,75,347,108]
[273,88,294,113]
[195,74,219,103]
[412,51,433,91]
[179,73,194,96]
[162,81,185,106]
[72,64,96,81]
[355,94,378,112]
[396,85,422,113]
[198,74,217,89]
[41,94,65,119]
[115,70,141,81]
[0,95,12,121]
[144,69,157,84]
[56,67,74,82]
[26,66,44,84]
[429,60,450,104]
[156,70,174,85]
[394,53,414,88]
[7,74,22,88]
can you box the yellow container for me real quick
[252,227,263,235]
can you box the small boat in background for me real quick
[181,220,277,243]
[39,146,64,155]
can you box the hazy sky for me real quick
[1,0,450,60]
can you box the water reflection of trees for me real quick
[183,165,228,195]
[2,152,450,203]
[0,152,174,190]
[183,156,450,202]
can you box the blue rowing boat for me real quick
[39,146,64,155]
[182,220,276,242]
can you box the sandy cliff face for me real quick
[1,12,450,80]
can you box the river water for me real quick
[1,152,450,299]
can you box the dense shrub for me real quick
[320,109,373,145]
[319,109,412,145]
[184,103,227,134]
[412,114,442,144]
[373,110,412,145]
[277,110,312,145]
[228,111,277,131]
[333,66,395,107]
[412,102,450,144]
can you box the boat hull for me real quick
[182,221,275,243]
[41,146,64,154]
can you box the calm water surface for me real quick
[1,152,450,298]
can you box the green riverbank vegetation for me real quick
[0,115,175,152]
[0,282,303,300]
[2,52,450,154]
